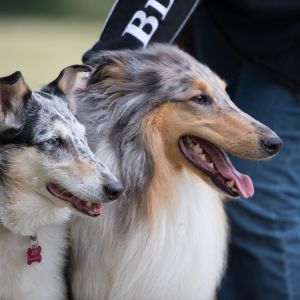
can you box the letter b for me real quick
[122,11,159,47]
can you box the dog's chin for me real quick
[178,135,254,199]
[46,183,104,218]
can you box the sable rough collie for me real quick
[71,44,282,300]
[0,67,123,300]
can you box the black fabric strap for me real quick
[82,0,200,62]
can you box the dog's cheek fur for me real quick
[6,148,42,190]
[0,147,71,236]
[142,104,213,190]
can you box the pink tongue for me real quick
[211,151,254,198]
[231,173,254,199]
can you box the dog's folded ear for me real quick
[86,51,126,85]
[0,71,30,139]
[47,65,93,95]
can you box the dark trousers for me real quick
[192,6,300,300]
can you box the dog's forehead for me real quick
[32,92,85,136]
[132,45,224,95]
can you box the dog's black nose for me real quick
[261,135,283,155]
[103,180,124,201]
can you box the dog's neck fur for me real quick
[0,189,70,236]
[0,223,68,300]
[71,155,228,300]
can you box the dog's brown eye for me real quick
[192,94,212,105]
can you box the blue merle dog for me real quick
[70,44,282,300]
[0,66,123,300]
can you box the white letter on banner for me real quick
[145,0,174,20]
[122,10,159,47]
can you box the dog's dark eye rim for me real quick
[191,94,212,105]
[46,136,64,146]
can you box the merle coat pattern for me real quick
[0,67,122,300]
[70,45,281,299]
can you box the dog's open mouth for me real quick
[46,183,103,217]
[179,135,254,198]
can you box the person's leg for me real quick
[192,5,300,300]
[219,63,300,300]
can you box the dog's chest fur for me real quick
[0,224,68,300]
[71,170,228,300]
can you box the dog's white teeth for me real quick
[193,144,203,154]
[226,180,235,188]
[200,154,206,161]
[86,201,92,207]
[208,163,215,169]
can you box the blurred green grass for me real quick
[0,17,102,88]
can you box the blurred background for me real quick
[0,0,114,88]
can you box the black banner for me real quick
[82,0,200,62]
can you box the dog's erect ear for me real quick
[47,65,93,95]
[45,65,92,114]
[0,71,30,139]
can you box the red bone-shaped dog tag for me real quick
[27,235,42,265]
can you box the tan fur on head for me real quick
[191,78,213,96]
[142,103,213,197]
[214,75,227,91]
[6,148,40,192]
